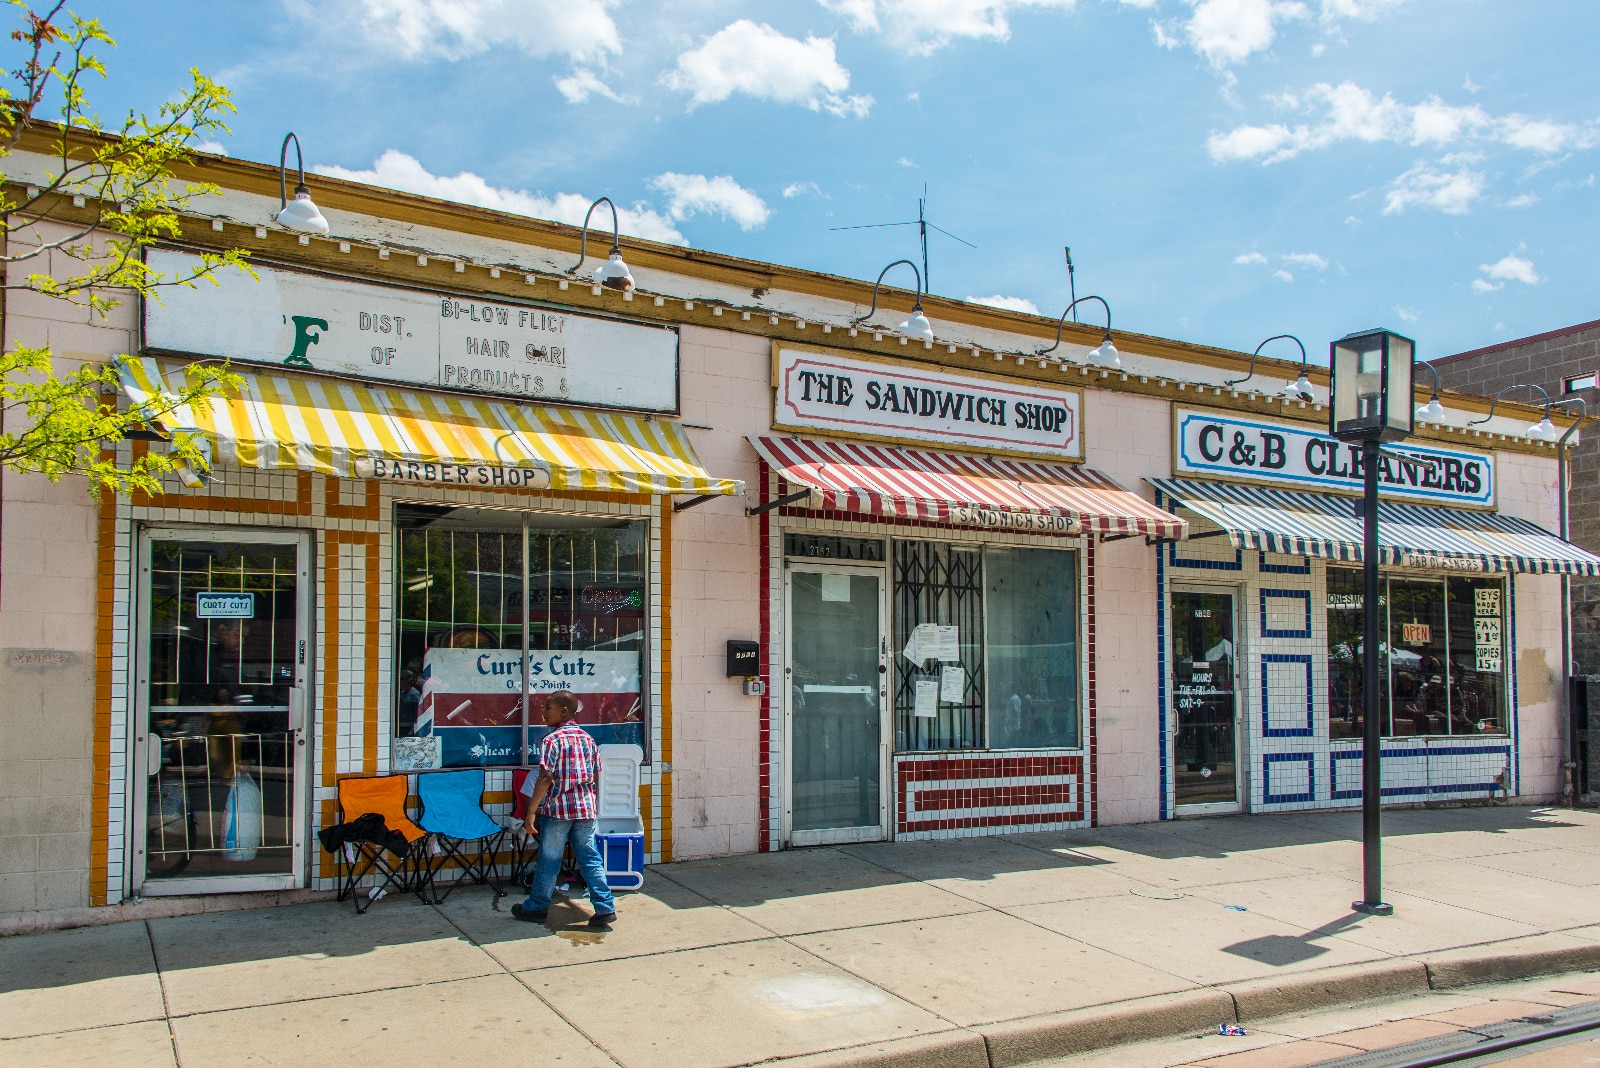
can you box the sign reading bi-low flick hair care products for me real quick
[774,347,1083,460]
[415,648,643,764]
[1174,407,1496,507]
[141,248,680,413]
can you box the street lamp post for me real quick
[1329,328,1415,917]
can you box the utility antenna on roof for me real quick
[829,185,975,294]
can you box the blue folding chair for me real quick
[417,769,508,903]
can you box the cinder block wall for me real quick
[1434,321,1600,674]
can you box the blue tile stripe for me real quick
[1263,752,1315,804]
[1260,587,1312,638]
[1261,654,1314,737]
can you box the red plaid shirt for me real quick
[530,721,599,820]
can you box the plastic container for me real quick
[595,743,645,890]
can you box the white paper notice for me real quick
[902,623,931,663]
[820,573,851,602]
[914,678,939,718]
[940,665,965,702]
[928,625,960,663]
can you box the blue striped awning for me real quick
[1148,478,1600,576]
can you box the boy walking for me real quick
[511,690,618,927]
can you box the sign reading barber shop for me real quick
[141,248,680,413]
[1174,407,1495,507]
[774,347,1082,460]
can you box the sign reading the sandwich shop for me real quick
[140,248,679,413]
[774,346,1083,460]
[1174,406,1495,507]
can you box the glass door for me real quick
[134,530,311,894]
[1171,589,1241,811]
[785,565,889,845]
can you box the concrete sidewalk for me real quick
[7,805,1600,1068]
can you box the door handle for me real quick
[288,686,306,732]
[146,735,162,777]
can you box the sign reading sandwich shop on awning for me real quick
[1174,406,1494,508]
[774,346,1083,461]
[140,247,679,413]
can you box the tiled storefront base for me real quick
[895,753,1087,840]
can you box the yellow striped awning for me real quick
[119,357,742,497]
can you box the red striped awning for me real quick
[749,436,1187,538]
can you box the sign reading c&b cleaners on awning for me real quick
[1174,407,1495,507]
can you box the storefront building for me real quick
[1,130,1593,919]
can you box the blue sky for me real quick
[87,0,1600,362]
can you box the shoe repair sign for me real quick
[1174,407,1495,507]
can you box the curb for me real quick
[768,948,1600,1068]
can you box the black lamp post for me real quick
[1329,328,1414,917]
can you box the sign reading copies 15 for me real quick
[1174,407,1495,507]
[141,248,679,413]
[775,348,1082,459]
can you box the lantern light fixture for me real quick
[1329,328,1415,444]
[275,133,329,235]
[1224,334,1310,400]
[1037,295,1119,368]
[852,259,934,341]
[567,197,635,292]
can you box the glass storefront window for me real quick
[892,540,1082,752]
[393,506,647,768]
[986,547,1080,749]
[1325,567,1506,739]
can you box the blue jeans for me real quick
[521,816,616,915]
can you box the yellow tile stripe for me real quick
[121,358,742,497]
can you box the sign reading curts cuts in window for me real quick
[1174,407,1495,507]
[141,248,679,413]
[774,347,1082,460]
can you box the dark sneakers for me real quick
[588,912,617,927]
[510,903,547,923]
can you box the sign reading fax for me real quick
[1175,407,1495,507]
[141,248,680,413]
[774,347,1082,459]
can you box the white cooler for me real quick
[595,744,645,890]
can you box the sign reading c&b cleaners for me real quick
[774,347,1082,460]
[1174,407,1495,507]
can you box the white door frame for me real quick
[1170,581,1246,816]
[130,527,315,896]
[783,560,891,847]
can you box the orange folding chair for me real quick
[330,775,429,913]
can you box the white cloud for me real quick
[1184,0,1305,69]
[347,0,620,62]
[1383,160,1485,215]
[193,140,228,156]
[647,173,771,230]
[1480,252,1539,285]
[1208,81,1590,164]
[553,68,629,105]
[314,150,686,243]
[1233,251,1268,265]
[1280,251,1328,268]
[1504,193,1538,208]
[897,156,918,167]
[783,181,825,198]
[664,21,871,117]
[1471,279,1500,294]
[966,294,1041,314]
[1318,0,1403,19]
[819,0,1077,55]
[1273,269,1294,282]
[1395,305,1418,322]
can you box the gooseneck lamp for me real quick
[852,259,934,341]
[1328,327,1417,922]
[275,133,330,235]
[1467,382,1561,442]
[1414,362,1448,424]
[1223,334,1311,399]
[1036,295,1118,368]
[567,197,635,292]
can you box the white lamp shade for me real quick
[1283,372,1314,401]
[593,250,635,291]
[1090,337,1120,368]
[1416,397,1447,423]
[277,190,329,234]
[898,309,934,341]
[1527,415,1559,442]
